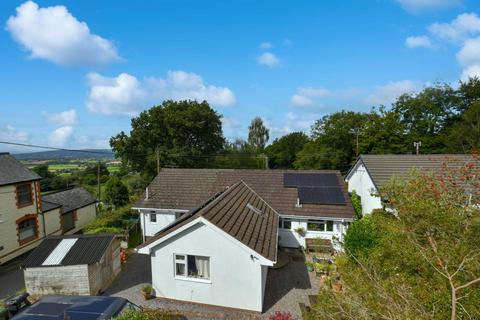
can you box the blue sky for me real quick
[1,0,480,152]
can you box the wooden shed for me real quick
[22,234,121,296]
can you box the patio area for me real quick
[106,249,322,319]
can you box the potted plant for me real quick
[141,284,153,300]
[294,227,306,237]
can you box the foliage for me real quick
[247,117,269,153]
[350,190,362,219]
[308,158,480,319]
[84,206,137,234]
[114,309,182,320]
[268,311,296,320]
[265,132,309,168]
[294,227,306,237]
[104,176,130,207]
[141,284,152,294]
[32,164,70,191]
[110,100,225,177]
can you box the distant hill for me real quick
[13,149,115,160]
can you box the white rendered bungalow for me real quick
[137,181,278,312]
[345,154,476,215]
[133,169,355,251]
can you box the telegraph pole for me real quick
[97,161,101,200]
[414,141,422,155]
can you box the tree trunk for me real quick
[450,282,456,320]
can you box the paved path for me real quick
[0,261,25,300]
[106,250,319,319]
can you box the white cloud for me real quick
[366,80,419,105]
[395,0,461,13]
[48,126,74,146]
[0,124,29,142]
[86,70,236,116]
[461,64,480,81]
[428,13,480,42]
[270,112,317,137]
[257,52,280,67]
[290,87,331,107]
[405,35,434,48]
[222,117,241,129]
[259,42,272,49]
[457,37,480,80]
[41,109,78,125]
[6,1,120,66]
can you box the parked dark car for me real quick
[10,295,139,320]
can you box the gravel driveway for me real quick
[106,250,319,319]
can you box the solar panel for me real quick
[298,186,346,205]
[283,172,340,187]
[283,172,297,187]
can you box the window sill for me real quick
[17,202,34,209]
[174,276,211,284]
[18,235,38,246]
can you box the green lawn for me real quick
[48,164,81,171]
[107,165,120,173]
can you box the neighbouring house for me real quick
[345,154,477,215]
[137,180,278,312]
[133,169,355,250]
[41,187,98,235]
[22,234,121,296]
[0,152,98,265]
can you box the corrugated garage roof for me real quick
[22,234,115,268]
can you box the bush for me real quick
[268,311,296,320]
[114,309,182,320]
[350,190,362,219]
[104,177,130,207]
[84,206,137,234]
[343,215,380,258]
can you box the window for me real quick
[278,218,292,229]
[16,183,32,207]
[17,216,37,243]
[307,220,325,232]
[150,213,157,223]
[63,211,75,233]
[174,254,210,280]
[327,220,334,232]
[307,220,335,232]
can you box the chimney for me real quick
[295,198,302,208]
[145,187,149,200]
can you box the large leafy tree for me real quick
[247,117,269,153]
[265,132,309,169]
[110,100,225,176]
[308,157,480,319]
[104,177,130,207]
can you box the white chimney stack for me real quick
[145,187,149,200]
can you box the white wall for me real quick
[139,209,179,237]
[24,264,90,296]
[149,221,266,312]
[278,217,347,251]
[346,163,382,215]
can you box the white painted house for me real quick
[137,181,277,312]
[133,169,355,252]
[345,154,476,215]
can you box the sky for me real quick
[1,0,480,153]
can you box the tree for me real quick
[294,111,371,171]
[445,101,480,152]
[110,100,225,177]
[247,117,269,153]
[308,157,480,319]
[265,132,309,169]
[104,177,130,207]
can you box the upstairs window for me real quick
[150,213,157,223]
[174,254,210,280]
[16,183,33,207]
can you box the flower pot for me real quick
[142,291,151,300]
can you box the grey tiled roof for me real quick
[42,187,97,213]
[138,181,279,262]
[22,234,116,268]
[134,169,355,219]
[352,154,477,188]
[41,200,62,212]
[0,153,41,186]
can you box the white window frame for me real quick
[150,212,157,223]
[307,220,334,232]
[278,217,292,230]
[173,253,211,283]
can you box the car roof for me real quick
[12,296,128,320]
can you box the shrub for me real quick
[268,311,296,320]
[114,309,182,320]
[343,215,380,258]
[350,190,362,219]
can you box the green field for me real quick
[48,164,81,171]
